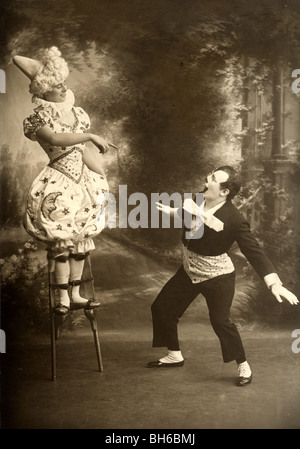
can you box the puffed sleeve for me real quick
[23,112,47,141]
[75,107,91,132]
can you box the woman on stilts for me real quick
[14,46,116,315]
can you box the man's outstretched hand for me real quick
[155,202,176,216]
[271,284,299,305]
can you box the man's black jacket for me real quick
[181,199,275,280]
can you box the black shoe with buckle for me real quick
[53,284,70,315]
[147,360,184,368]
[84,299,100,310]
[53,303,70,315]
[236,374,252,386]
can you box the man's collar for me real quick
[204,200,226,216]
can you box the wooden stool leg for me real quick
[84,308,104,372]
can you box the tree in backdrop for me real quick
[0,145,23,226]
[2,0,300,248]
[2,0,300,328]
[0,144,45,228]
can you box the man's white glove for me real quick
[270,284,299,305]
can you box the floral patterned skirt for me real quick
[24,163,109,257]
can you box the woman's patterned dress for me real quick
[23,101,109,257]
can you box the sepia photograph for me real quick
[1,0,300,434]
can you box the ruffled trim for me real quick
[32,89,75,118]
[46,238,95,258]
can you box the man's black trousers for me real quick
[151,265,246,363]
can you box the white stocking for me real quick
[55,260,70,307]
[69,257,88,303]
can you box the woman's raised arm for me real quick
[36,126,111,153]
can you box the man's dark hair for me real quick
[214,165,241,200]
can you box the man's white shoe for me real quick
[236,361,252,386]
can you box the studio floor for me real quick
[2,317,300,430]
[1,234,300,431]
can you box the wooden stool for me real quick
[48,255,103,380]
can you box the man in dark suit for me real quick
[148,166,298,386]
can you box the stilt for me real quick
[84,308,104,372]
[48,255,103,380]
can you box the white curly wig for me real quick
[29,46,69,97]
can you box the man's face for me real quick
[203,170,229,201]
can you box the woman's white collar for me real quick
[32,89,75,118]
